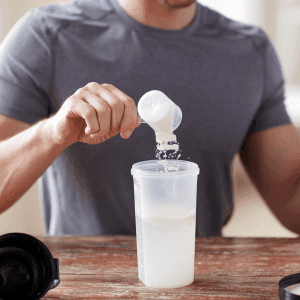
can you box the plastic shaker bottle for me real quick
[131,159,200,288]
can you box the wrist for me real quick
[41,117,72,151]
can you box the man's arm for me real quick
[0,82,140,214]
[239,123,300,234]
[0,115,68,213]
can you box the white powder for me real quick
[147,113,181,172]
[138,90,182,170]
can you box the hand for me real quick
[49,82,141,146]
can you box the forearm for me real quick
[278,177,300,235]
[0,118,67,213]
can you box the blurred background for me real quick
[0,0,299,237]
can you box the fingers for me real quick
[101,84,138,139]
[88,83,125,136]
[135,115,142,128]
[64,97,99,135]
[84,95,111,136]
[74,84,111,138]
[72,82,139,140]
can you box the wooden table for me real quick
[34,235,300,299]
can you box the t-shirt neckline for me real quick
[109,0,203,37]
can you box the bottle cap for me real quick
[0,232,60,300]
[279,273,300,299]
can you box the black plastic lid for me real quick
[0,232,60,300]
[279,273,300,299]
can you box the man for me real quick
[0,0,299,237]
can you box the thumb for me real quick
[135,115,142,128]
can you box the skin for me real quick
[117,0,197,30]
[0,83,141,213]
[1,0,300,235]
[239,124,300,234]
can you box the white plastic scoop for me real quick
[137,90,182,132]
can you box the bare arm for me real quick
[0,82,141,214]
[0,116,67,213]
[239,123,300,234]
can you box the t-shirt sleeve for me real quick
[245,28,292,136]
[0,8,53,125]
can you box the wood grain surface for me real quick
[31,235,300,299]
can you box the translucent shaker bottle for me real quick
[131,159,200,288]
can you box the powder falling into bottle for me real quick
[137,90,182,172]
[147,113,182,172]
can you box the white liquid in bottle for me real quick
[138,204,196,288]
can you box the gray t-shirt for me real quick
[0,0,291,237]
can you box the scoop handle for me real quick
[138,116,147,123]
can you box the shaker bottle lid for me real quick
[279,273,300,299]
[131,159,199,178]
[0,232,60,300]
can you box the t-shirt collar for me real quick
[109,0,203,37]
